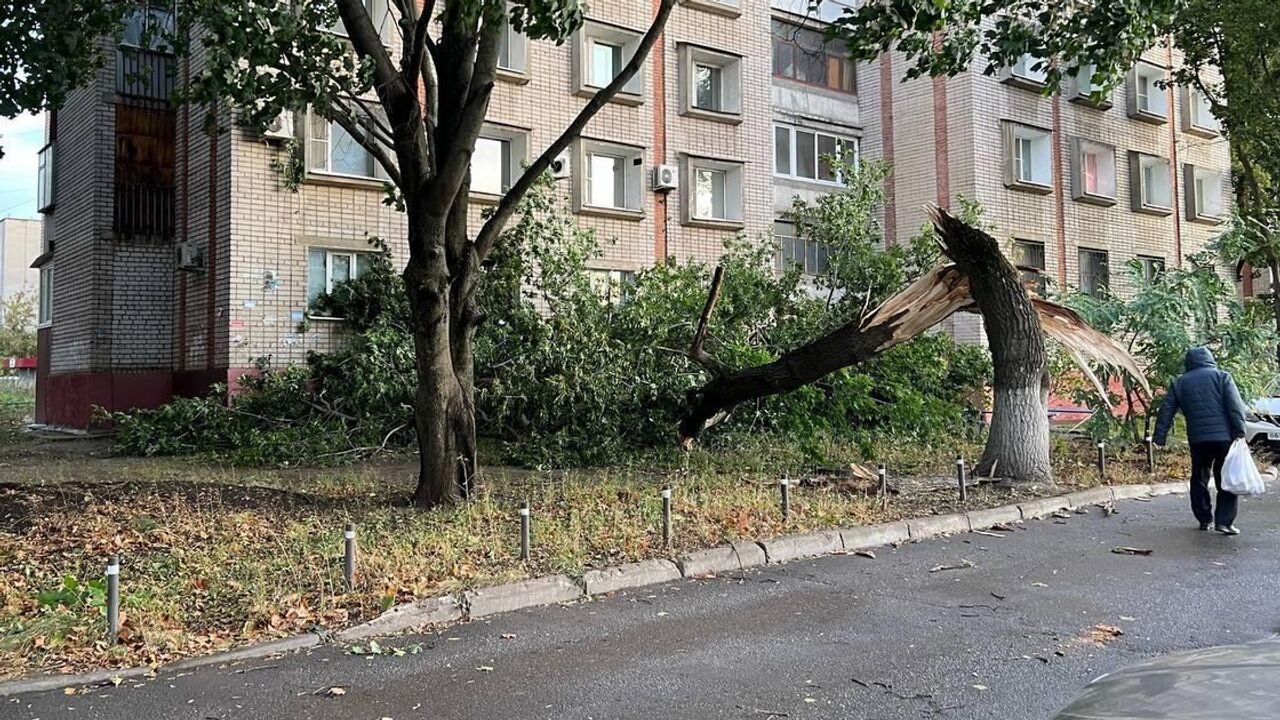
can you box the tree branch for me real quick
[334,0,405,102]
[328,98,402,186]
[689,266,726,374]
[471,0,678,262]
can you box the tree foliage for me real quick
[0,291,37,358]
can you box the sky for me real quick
[0,112,46,220]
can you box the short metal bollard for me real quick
[780,477,791,522]
[343,523,357,589]
[1145,436,1155,474]
[661,484,672,548]
[519,501,531,561]
[878,463,888,506]
[1097,441,1107,481]
[956,455,967,502]
[106,556,120,645]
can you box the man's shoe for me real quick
[1215,525,1241,535]
[1199,522,1212,531]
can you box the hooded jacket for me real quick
[1153,347,1248,445]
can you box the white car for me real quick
[1247,395,1280,448]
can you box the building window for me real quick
[1183,86,1219,135]
[574,21,644,101]
[120,5,174,51]
[37,144,55,213]
[496,8,529,76]
[773,124,858,184]
[307,248,375,304]
[1003,121,1052,192]
[38,267,52,326]
[776,220,829,276]
[681,0,741,17]
[683,157,744,226]
[1068,64,1111,108]
[1138,255,1166,283]
[770,19,856,94]
[1078,249,1110,297]
[329,0,391,40]
[588,269,636,304]
[1128,152,1172,214]
[679,44,742,120]
[1005,54,1048,88]
[1184,164,1224,222]
[471,125,527,197]
[576,140,643,214]
[1070,138,1116,204]
[1014,240,1047,295]
[1127,62,1167,123]
[307,111,378,179]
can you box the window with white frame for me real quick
[588,269,636,304]
[773,124,858,184]
[1129,152,1172,212]
[37,144,55,213]
[471,126,527,196]
[682,0,741,17]
[574,22,644,99]
[1184,86,1219,134]
[684,157,744,225]
[1070,138,1116,203]
[1007,54,1048,86]
[775,220,829,276]
[496,8,529,75]
[1138,255,1165,282]
[1068,64,1110,106]
[307,111,378,179]
[1014,239,1047,295]
[329,0,391,40]
[1128,62,1167,121]
[578,140,643,213]
[1003,122,1052,190]
[1185,164,1224,221]
[38,267,52,325]
[680,44,742,119]
[307,248,375,304]
[1078,248,1109,297]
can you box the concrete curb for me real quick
[0,482,1176,698]
[464,575,582,618]
[584,560,682,596]
[335,595,463,642]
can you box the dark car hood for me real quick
[1053,640,1280,719]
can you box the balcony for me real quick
[116,49,175,102]
[114,182,175,240]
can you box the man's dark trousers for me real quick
[1189,440,1238,527]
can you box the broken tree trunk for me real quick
[926,206,1051,484]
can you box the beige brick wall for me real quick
[0,218,42,311]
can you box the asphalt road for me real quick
[12,489,1280,720]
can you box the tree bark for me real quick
[928,208,1051,484]
[1268,254,1280,367]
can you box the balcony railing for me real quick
[116,49,175,101]
[114,182,175,239]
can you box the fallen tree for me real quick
[679,206,1148,484]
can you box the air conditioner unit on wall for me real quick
[652,164,679,191]
[262,109,294,141]
[176,241,206,271]
[550,150,571,179]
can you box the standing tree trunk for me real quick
[1268,255,1280,366]
[927,208,1051,484]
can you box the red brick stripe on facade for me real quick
[1165,44,1183,266]
[879,53,897,243]
[931,74,950,208]
[1052,96,1068,286]
[651,0,668,263]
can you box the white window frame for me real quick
[679,43,743,122]
[775,219,829,276]
[1003,53,1048,88]
[1127,61,1168,123]
[1003,121,1053,193]
[588,269,637,305]
[682,155,745,227]
[573,21,645,103]
[306,109,382,180]
[307,247,373,308]
[38,266,52,327]
[470,124,529,198]
[1068,64,1112,108]
[680,0,742,18]
[1138,255,1166,283]
[1182,85,1220,135]
[1128,151,1172,214]
[1184,163,1225,223]
[495,3,529,78]
[772,123,859,186]
[1069,137,1117,205]
[37,144,55,213]
[574,139,645,216]
[328,0,392,42]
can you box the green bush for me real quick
[113,166,992,468]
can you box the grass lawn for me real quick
[0,429,1188,680]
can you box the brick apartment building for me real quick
[0,218,42,325]
[33,1,1230,428]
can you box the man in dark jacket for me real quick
[1153,347,1249,534]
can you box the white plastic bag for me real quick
[1222,438,1267,496]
